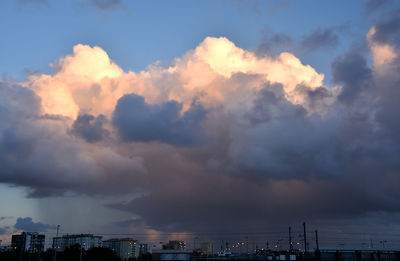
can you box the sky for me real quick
[1,0,400,251]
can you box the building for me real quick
[11,232,45,252]
[103,238,140,260]
[162,240,186,250]
[139,243,149,255]
[52,234,102,251]
[199,242,213,255]
[152,250,193,261]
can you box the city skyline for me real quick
[1,0,400,251]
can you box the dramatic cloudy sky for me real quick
[1,0,400,250]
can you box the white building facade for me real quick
[103,238,140,260]
[53,234,102,251]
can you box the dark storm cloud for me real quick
[374,61,400,137]
[71,114,108,143]
[370,8,400,45]
[113,93,207,146]
[0,81,146,197]
[365,0,394,14]
[111,152,400,233]
[89,0,123,10]
[367,9,400,137]
[332,52,372,104]
[14,217,55,232]
[301,27,340,53]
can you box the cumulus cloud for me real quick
[27,37,325,121]
[14,217,55,232]
[1,20,400,236]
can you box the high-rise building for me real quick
[103,238,140,260]
[52,234,102,251]
[11,232,45,252]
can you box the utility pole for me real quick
[80,238,84,261]
[303,222,307,253]
[315,230,319,250]
[53,225,60,261]
[80,243,83,261]
[193,237,198,250]
[55,225,60,261]
[19,245,23,261]
[289,226,293,252]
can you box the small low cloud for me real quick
[89,0,123,11]
[268,1,291,16]
[14,217,56,232]
[71,114,108,143]
[18,0,48,6]
[256,32,293,56]
[113,94,207,146]
[301,27,340,53]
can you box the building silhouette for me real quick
[11,232,45,252]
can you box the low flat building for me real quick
[11,232,45,252]
[152,249,193,261]
[53,234,102,251]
